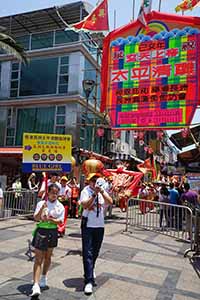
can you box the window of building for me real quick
[10,55,69,98]
[58,56,69,94]
[10,63,20,98]
[15,107,55,145]
[31,32,54,50]
[19,57,58,96]
[5,108,16,146]
[83,58,101,107]
[55,29,79,45]
[16,35,30,51]
[55,105,66,134]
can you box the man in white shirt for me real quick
[80,173,113,295]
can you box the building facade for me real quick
[0,2,109,179]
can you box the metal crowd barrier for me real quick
[0,189,36,219]
[125,198,194,251]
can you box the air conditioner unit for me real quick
[110,142,116,152]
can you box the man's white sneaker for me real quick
[31,283,41,297]
[39,275,47,288]
[84,283,93,295]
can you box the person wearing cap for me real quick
[80,173,113,295]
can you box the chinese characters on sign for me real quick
[108,34,199,128]
[22,133,72,172]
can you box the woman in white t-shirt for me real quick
[80,173,113,295]
[31,183,64,297]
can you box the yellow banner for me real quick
[22,133,72,172]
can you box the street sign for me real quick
[22,133,72,173]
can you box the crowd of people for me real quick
[137,178,200,240]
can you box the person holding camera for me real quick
[80,173,113,295]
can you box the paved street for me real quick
[0,209,200,300]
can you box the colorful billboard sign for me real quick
[22,133,72,173]
[101,11,200,129]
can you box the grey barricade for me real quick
[0,189,36,219]
[125,198,194,251]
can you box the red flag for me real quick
[175,0,200,12]
[71,0,109,32]
[137,157,157,180]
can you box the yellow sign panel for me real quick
[22,133,72,172]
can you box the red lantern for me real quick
[157,131,164,140]
[139,140,144,146]
[82,157,104,176]
[139,131,144,140]
[181,128,189,138]
[97,127,104,137]
[114,130,121,138]
[132,131,138,139]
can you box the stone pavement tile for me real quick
[0,229,28,241]
[0,257,32,277]
[173,295,199,300]
[132,251,184,270]
[104,233,181,257]
[9,223,35,233]
[47,255,83,291]
[0,234,31,253]
[95,259,126,276]
[115,263,168,286]
[176,269,200,295]
[0,275,10,285]
[90,278,158,300]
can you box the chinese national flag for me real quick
[71,0,109,31]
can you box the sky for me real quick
[1,0,200,28]
[0,0,199,148]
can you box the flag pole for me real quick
[114,9,117,29]
[132,0,135,20]
[158,0,162,12]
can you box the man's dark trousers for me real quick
[82,227,104,284]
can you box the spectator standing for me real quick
[168,182,180,228]
[159,184,169,229]
[68,177,80,218]
[12,175,22,215]
[80,173,112,295]
[181,183,198,240]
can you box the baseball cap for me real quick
[61,176,68,181]
[87,173,101,181]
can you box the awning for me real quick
[79,148,112,163]
[170,125,200,150]
[0,147,22,156]
[178,147,200,163]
